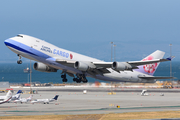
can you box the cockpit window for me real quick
[16,35,23,38]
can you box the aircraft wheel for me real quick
[61,74,66,78]
[61,75,64,78]
[73,78,76,82]
[62,78,67,82]
[17,60,22,64]
[73,78,79,82]
[76,78,81,83]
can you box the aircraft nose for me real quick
[4,39,10,46]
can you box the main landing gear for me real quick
[61,73,88,83]
[73,74,88,83]
[17,54,22,64]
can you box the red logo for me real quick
[70,54,73,59]
[143,56,157,73]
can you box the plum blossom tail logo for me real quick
[143,56,157,74]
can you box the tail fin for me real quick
[5,90,12,101]
[14,93,21,99]
[0,90,12,104]
[27,95,33,101]
[16,90,23,94]
[137,50,165,75]
[53,95,59,100]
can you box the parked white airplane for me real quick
[31,95,59,104]
[13,95,33,104]
[4,34,174,83]
[8,90,23,102]
[0,90,12,104]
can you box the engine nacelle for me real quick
[33,62,57,73]
[112,62,132,71]
[74,61,89,71]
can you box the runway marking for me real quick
[4,105,180,113]
[4,114,15,116]
[45,113,54,115]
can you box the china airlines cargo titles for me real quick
[40,45,71,59]
[41,46,52,53]
[53,49,69,58]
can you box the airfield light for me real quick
[30,60,32,94]
[169,44,172,81]
[111,42,113,62]
[113,44,116,61]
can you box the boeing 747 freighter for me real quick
[4,34,174,83]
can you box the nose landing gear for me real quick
[17,54,22,64]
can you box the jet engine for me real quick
[112,62,132,71]
[33,62,57,72]
[74,61,89,71]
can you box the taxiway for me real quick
[1,86,180,116]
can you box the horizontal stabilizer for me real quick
[166,56,175,61]
[139,76,176,80]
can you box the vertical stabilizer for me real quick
[135,50,165,75]
[16,90,23,94]
[5,90,12,101]
[14,93,21,100]
[53,95,59,100]
[27,95,33,101]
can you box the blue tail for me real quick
[53,95,59,100]
[17,90,23,94]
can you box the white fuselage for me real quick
[4,34,155,83]
[0,91,12,104]
[31,98,55,104]
[13,95,33,103]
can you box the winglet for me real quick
[166,56,175,61]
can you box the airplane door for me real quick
[30,40,39,52]
[28,40,34,52]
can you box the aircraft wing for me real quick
[93,56,174,69]
[55,59,111,75]
[56,59,112,69]
[92,62,113,68]
[139,76,176,80]
[128,56,175,66]
[56,59,76,67]
[55,56,174,74]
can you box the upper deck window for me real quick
[16,35,23,38]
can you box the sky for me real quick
[0,0,180,63]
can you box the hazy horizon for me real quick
[1,1,180,62]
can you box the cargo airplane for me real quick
[4,34,174,83]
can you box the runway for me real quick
[1,86,180,116]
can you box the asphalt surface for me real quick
[1,86,180,116]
